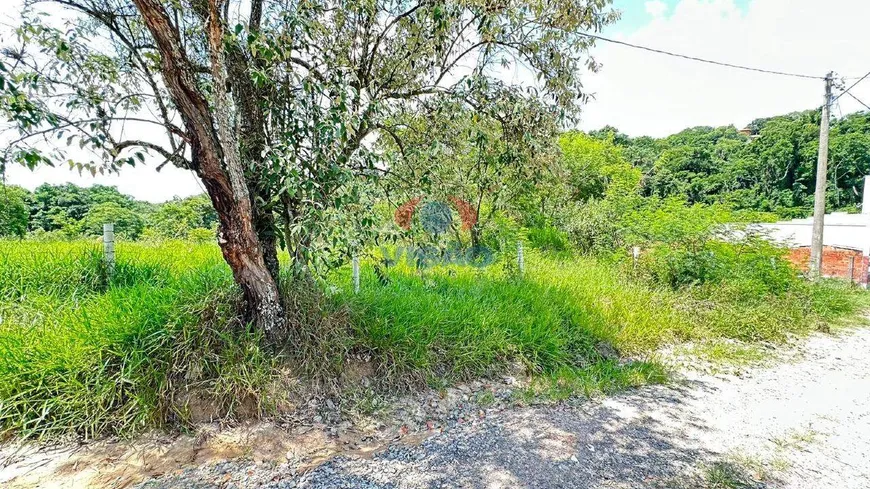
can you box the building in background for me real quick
[755,176,870,285]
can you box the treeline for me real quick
[590,110,870,218]
[0,183,216,240]
[4,108,869,241]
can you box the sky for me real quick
[4,0,870,202]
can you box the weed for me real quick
[678,341,769,372]
[771,427,820,450]
[703,461,760,488]
[0,241,864,439]
[476,391,496,407]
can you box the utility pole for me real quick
[809,72,834,279]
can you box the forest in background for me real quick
[4,107,869,241]
[0,183,216,240]
[590,109,870,218]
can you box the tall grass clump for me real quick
[335,243,865,392]
[0,234,864,440]
[333,252,677,387]
[0,241,275,439]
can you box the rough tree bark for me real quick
[132,0,285,334]
[223,4,281,285]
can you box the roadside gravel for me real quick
[135,328,870,489]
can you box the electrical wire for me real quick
[845,92,870,112]
[579,32,825,80]
[832,69,870,104]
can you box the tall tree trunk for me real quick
[133,0,285,335]
[202,168,284,334]
[222,4,281,286]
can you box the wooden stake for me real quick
[517,241,524,276]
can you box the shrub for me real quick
[641,237,797,292]
[527,225,569,252]
[78,202,145,239]
[559,199,627,254]
[187,227,216,243]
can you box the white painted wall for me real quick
[755,216,870,254]
[756,176,870,255]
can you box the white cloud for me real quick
[644,0,669,18]
[579,0,870,137]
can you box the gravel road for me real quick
[133,328,870,489]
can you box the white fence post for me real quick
[103,223,115,277]
[517,241,524,276]
[632,246,641,271]
[352,255,360,293]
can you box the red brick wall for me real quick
[787,246,868,284]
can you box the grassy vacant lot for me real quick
[0,240,864,439]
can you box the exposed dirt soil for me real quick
[3,328,869,488]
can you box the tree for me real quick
[2,0,619,334]
[147,194,217,239]
[382,93,560,248]
[30,183,91,232]
[79,201,145,239]
[587,111,870,218]
[559,131,639,202]
[0,184,30,238]
[28,183,139,232]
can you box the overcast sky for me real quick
[5,0,870,202]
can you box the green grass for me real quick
[702,461,761,489]
[0,241,865,439]
[337,254,688,383]
[0,241,273,439]
[337,251,865,382]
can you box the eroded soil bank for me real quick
[3,328,869,488]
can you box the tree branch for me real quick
[114,139,190,169]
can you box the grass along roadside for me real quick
[0,241,866,439]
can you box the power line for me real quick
[832,69,870,104]
[845,92,870,112]
[580,32,825,80]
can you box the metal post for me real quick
[352,255,360,293]
[632,246,641,271]
[517,241,524,276]
[809,72,834,279]
[103,223,115,278]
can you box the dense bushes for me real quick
[526,225,570,252]
[524,129,866,347]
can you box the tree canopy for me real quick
[0,184,30,238]
[0,183,216,240]
[591,111,870,218]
